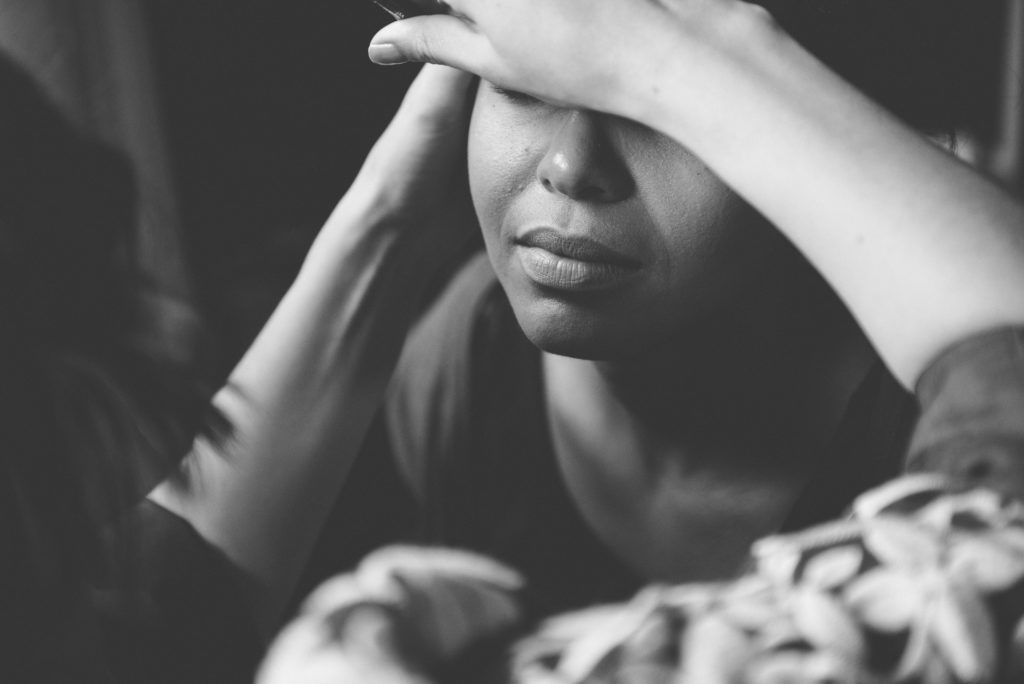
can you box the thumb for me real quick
[368,15,489,73]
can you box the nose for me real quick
[536,110,635,204]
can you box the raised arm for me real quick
[369,0,1024,388]
[148,65,476,633]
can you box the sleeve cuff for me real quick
[906,326,1024,500]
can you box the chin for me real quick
[509,300,653,361]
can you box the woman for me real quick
[249,1,1024,681]
[155,0,1024,666]
[326,0,1024,612]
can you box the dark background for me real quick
[145,0,420,370]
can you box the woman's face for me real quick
[468,82,796,360]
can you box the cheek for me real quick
[635,148,774,302]
[658,179,745,263]
[636,150,745,265]
[467,105,541,244]
[636,142,739,249]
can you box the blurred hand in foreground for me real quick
[257,546,524,684]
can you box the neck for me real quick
[547,271,876,471]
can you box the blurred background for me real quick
[0,0,1021,380]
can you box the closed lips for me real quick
[514,227,642,292]
[514,228,640,267]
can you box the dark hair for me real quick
[754,0,1002,136]
[0,53,210,676]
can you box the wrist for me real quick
[297,193,429,293]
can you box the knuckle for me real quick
[414,33,441,64]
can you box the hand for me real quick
[151,66,484,631]
[366,0,760,124]
[257,546,524,684]
[257,598,432,684]
[326,63,478,265]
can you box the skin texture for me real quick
[468,81,802,361]
[466,78,867,459]
[466,81,874,587]
[371,0,1024,387]
[261,0,1024,679]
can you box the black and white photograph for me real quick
[2,1,1024,682]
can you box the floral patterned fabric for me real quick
[510,475,1024,684]
[274,326,1024,683]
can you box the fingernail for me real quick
[368,43,407,65]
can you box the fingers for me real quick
[360,544,525,592]
[351,62,474,201]
[285,546,525,672]
[258,607,433,684]
[394,63,476,124]
[301,574,398,616]
[368,15,492,76]
[369,64,474,156]
[356,545,525,661]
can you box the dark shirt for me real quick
[109,254,1024,684]
[96,500,262,684]
[304,253,919,619]
[109,257,1024,681]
